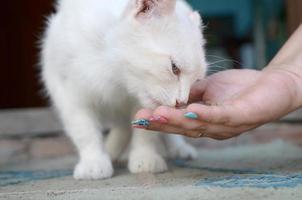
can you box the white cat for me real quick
[41,0,207,180]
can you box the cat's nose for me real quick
[175,100,186,108]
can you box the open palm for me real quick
[134,68,300,139]
[189,69,262,105]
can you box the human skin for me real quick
[133,25,302,140]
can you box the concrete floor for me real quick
[1,141,302,200]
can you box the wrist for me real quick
[264,65,302,109]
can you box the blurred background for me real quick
[0,0,302,168]
[1,0,301,109]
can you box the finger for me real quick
[147,124,206,138]
[134,108,154,120]
[132,109,154,128]
[186,103,244,126]
[152,106,208,130]
[136,117,246,140]
[189,79,207,103]
[147,123,189,135]
[133,107,251,139]
[133,107,204,132]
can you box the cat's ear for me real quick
[189,11,202,27]
[125,0,176,19]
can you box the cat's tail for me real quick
[105,127,132,161]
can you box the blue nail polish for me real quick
[184,112,199,120]
[131,119,150,127]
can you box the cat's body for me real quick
[42,0,207,179]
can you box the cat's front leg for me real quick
[57,98,113,180]
[105,125,132,161]
[163,135,198,160]
[128,129,167,173]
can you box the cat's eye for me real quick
[172,61,181,76]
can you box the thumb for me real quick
[189,80,207,103]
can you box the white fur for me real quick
[41,0,207,180]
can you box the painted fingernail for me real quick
[131,119,150,127]
[184,112,199,120]
[149,116,168,124]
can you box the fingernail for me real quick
[184,112,199,120]
[149,116,168,124]
[131,119,150,127]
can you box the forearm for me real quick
[269,25,302,67]
[265,25,302,109]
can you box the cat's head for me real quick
[112,0,207,108]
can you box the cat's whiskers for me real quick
[206,56,242,74]
[207,55,242,66]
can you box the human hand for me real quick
[133,69,302,140]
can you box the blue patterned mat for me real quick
[1,158,302,189]
[174,159,302,188]
[0,170,72,187]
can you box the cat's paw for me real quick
[128,150,168,173]
[167,143,198,160]
[73,155,113,180]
